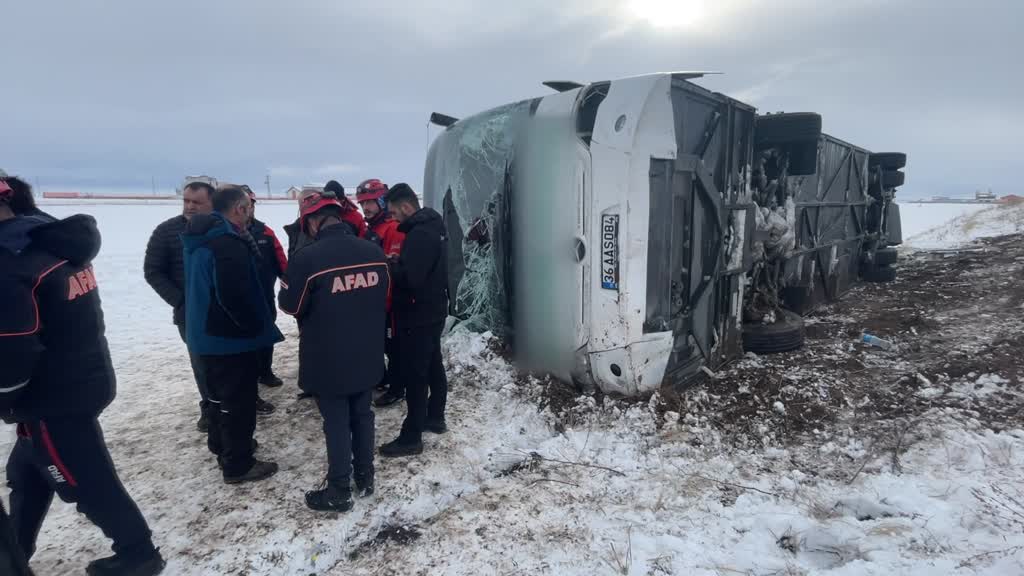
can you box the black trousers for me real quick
[382,332,403,396]
[5,417,155,561]
[176,323,210,414]
[258,298,277,378]
[202,352,261,476]
[398,322,448,443]
[316,390,375,486]
[0,500,32,576]
[258,347,275,378]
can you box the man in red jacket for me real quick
[356,179,406,408]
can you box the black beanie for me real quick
[324,180,345,197]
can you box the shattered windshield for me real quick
[424,99,536,335]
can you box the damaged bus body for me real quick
[425,72,905,396]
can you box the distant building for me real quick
[285,186,303,199]
[976,189,997,200]
[1000,194,1023,205]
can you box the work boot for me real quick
[354,473,375,498]
[374,391,404,408]
[196,412,209,433]
[425,419,448,435]
[305,481,353,512]
[297,391,314,400]
[379,437,424,458]
[216,439,260,469]
[255,397,276,415]
[224,459,279,485]
[259,373,284,388]
[86,548,166,576]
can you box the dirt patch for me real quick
[348,524,422,561]
[654,234,1024,472]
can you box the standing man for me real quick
[0,180,165,575]
[182,186,283,484]
[279,193,389,511]
[243,186,287,388]
[144,177,215,432]
[356,179,406,408]
[379,183,450,457]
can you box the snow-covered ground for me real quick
[904,201,1024,249]
[3,200,1022,575]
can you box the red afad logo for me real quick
[67,266,98,301]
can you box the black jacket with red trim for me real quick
[0,214,116,422]
[278,223,389,397]
[390,208,449,331]
[248,218,288,310]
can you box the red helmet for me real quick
[299,192,344,232]
[356,179,389,203]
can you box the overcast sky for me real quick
[1,0,1020,198]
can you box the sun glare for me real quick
[627,0,708,29]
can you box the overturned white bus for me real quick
[425,73,904,396]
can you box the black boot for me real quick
[216,439,259,469]
[354,473,375,498]
[374,391,404,408]
[380,437,424,458]
[255,397,276,415]
[86,548,165,576]
[259,373,284,388]
[425,419,448,434]
[196,412,209,433]
[224,460,279,485]
[305,481,353,512]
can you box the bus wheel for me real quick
[742,310,806,354]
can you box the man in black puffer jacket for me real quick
[143,178,215,431]
[379,183,450,457]
[0,181,164,576]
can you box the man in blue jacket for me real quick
[183,186,283,484]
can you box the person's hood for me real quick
[398,207,443,234]
[0,214,101,264]
[182,212,236,254]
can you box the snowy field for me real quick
[2,200,1022,575]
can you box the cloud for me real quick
[1,0,1021,199]
[314,164,361,176]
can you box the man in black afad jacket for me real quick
[379,183,450,457]
[0,182,165,576]
[143,178,215,431]
[279,193,389,511]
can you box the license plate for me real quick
[601,214,619,290]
